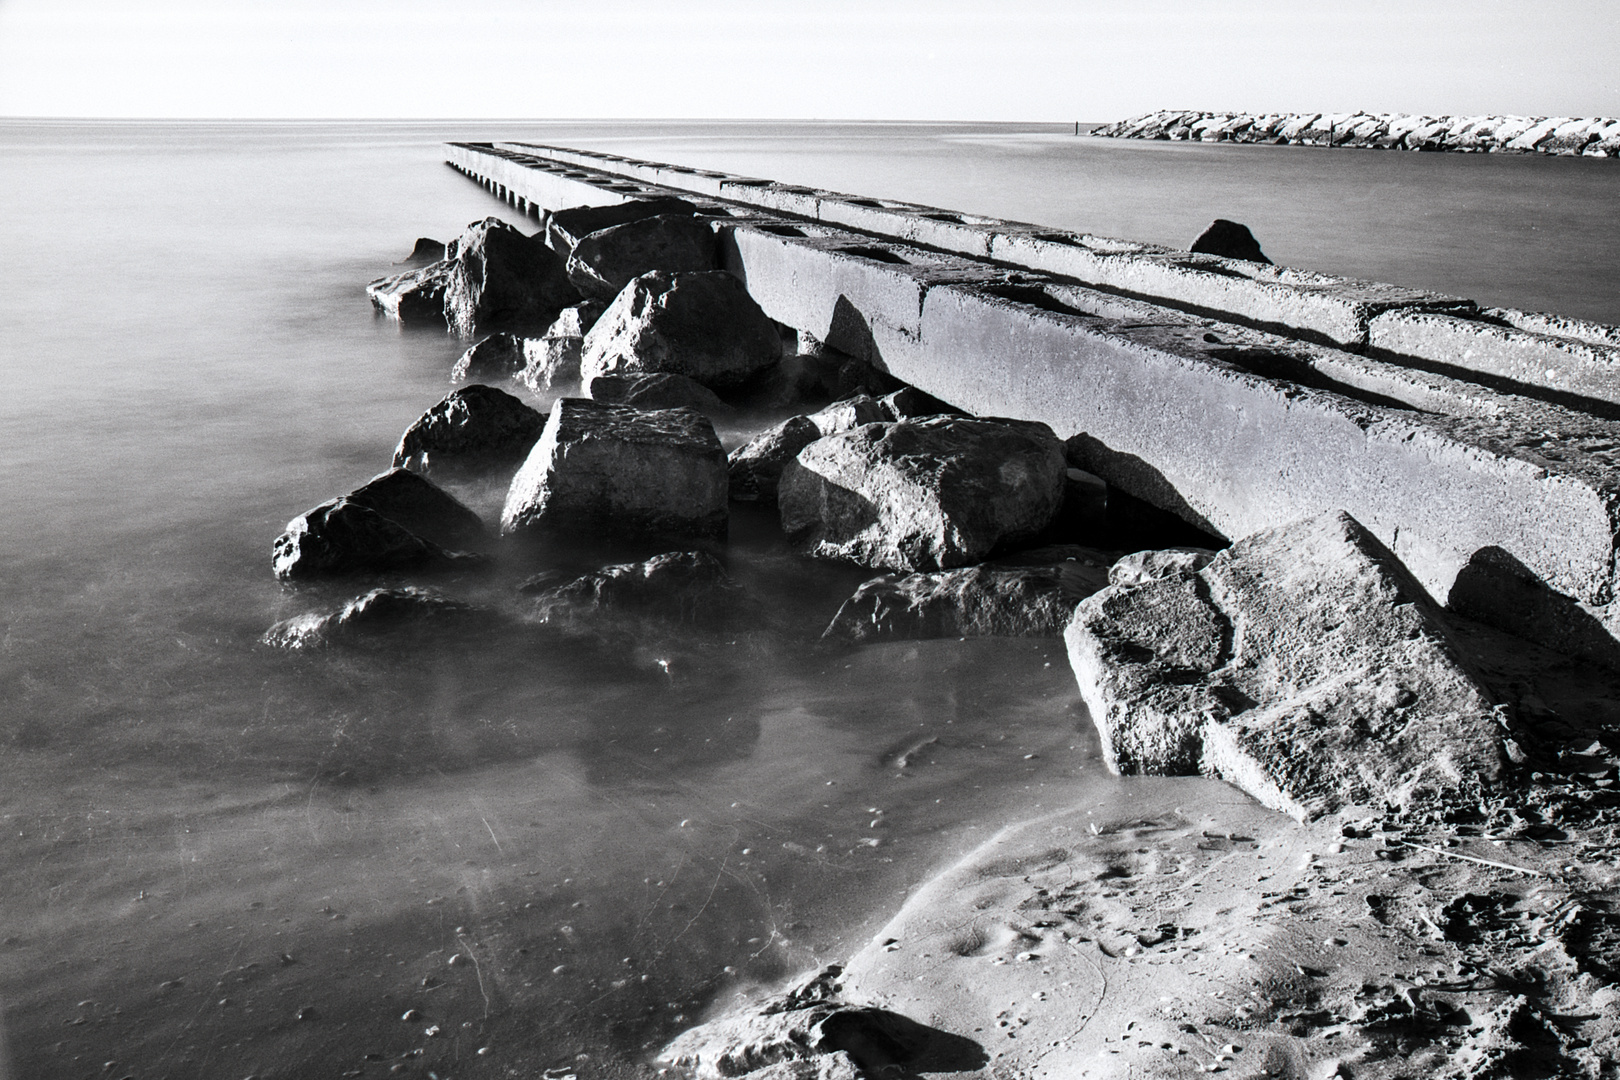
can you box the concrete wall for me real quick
[446,141,1620,659]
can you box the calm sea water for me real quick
[0,119,1615,1079]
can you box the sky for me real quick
[1,0,1617,121]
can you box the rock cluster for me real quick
[1091,110,1620,155]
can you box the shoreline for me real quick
[1091,110,1620,156]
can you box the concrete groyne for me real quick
[1091,110,1620,156]
[444,141,1620,663]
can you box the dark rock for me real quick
[367,262,452,326]
[544,300,606,338]
[345,467,489,552]
[271,499,482,581]
[1189,219,1271,264]
[824,548,1113,642]
[501,398,728,543]
[526,551,737,625]
[879,385,959,421]
[263,587,482,649]
[565,214,717,302]
[659,965,980,1079]
[402,238,446,266]
[779,417,1067,571]
[391,384,547,476]
[580,270,783,391]
[728,415,822,504]
[1064,510,1504,820]
[587,372,733,417]
[545,197,701,260]
[442,217,578,337]
[450,332,528,382]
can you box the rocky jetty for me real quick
[1091,109,1620,155]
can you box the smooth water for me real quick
[0,119,1616,1080]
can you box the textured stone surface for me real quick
[392,384,547,475]
[442,216,577,337]
[806,394,886,436]
[580,270,782,391]
[824,547,1111,642]
[345,467,489,552]
[1064,511,1504,820]
[727,415,822,504]
[366,262,451,326]
[501,398,728,542]
[544,197,701,260]
[878,385,959,421]
[515,336,583,393]
[565,214,717,302]
[778,417,1067,571]
[587,372,732,417]
[403,237,446,266]
[1109,546,1218,587]
[271,499,481,580]
[263,587,480,649]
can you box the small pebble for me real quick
[296,1006,319,1021]
[401,1009,422,1022]
[448,953,468,967]
[425,1024,441,1037]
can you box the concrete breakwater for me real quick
[1091,109,1620,155]
[447,140,1620,663]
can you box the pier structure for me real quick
[446,141,1620,661]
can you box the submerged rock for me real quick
[824,547,1113,642]
[524,551,738,625]
[728,415,822,504]
[392,384,547,475]
[778,417,1067,571]
[545,197,701,260]
[442,217,577,337]
[501,398,728,543]
[263,587,483,649]
[587,372,732,417]
[580,270,782,391]
[271,499,482,580]
[345,467,489,552]
[1064,510,1504,820]
[1189,219,1271,264]
[366,261,452,326]
[565,214,717,302]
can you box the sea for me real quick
[1,119,1616,1080]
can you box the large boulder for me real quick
[263,587,483,649]
[824,547,1113,642]
[1063,510,1504,821]
[1189,219,1271,264]
[544,197,701,260]
[806,394,886,436]
[366,262,452,326]
[391,384,547,475]
[778,417,1067,571]
[586,372,732,417]
[402,238,446,266]
[442,217,578,337]
[345,467,489,551]
[565,214,717,302]
[501,398,728,543]
[271,499,482,580]
[579,270,783,391]
[728,415,822,504]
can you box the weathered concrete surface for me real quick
[1369,307,1620,409]
[501,398,728,543]
[1064,511,1504,820]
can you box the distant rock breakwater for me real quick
[1092,109,1620,156]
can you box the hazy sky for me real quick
[2,0,1617,121]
